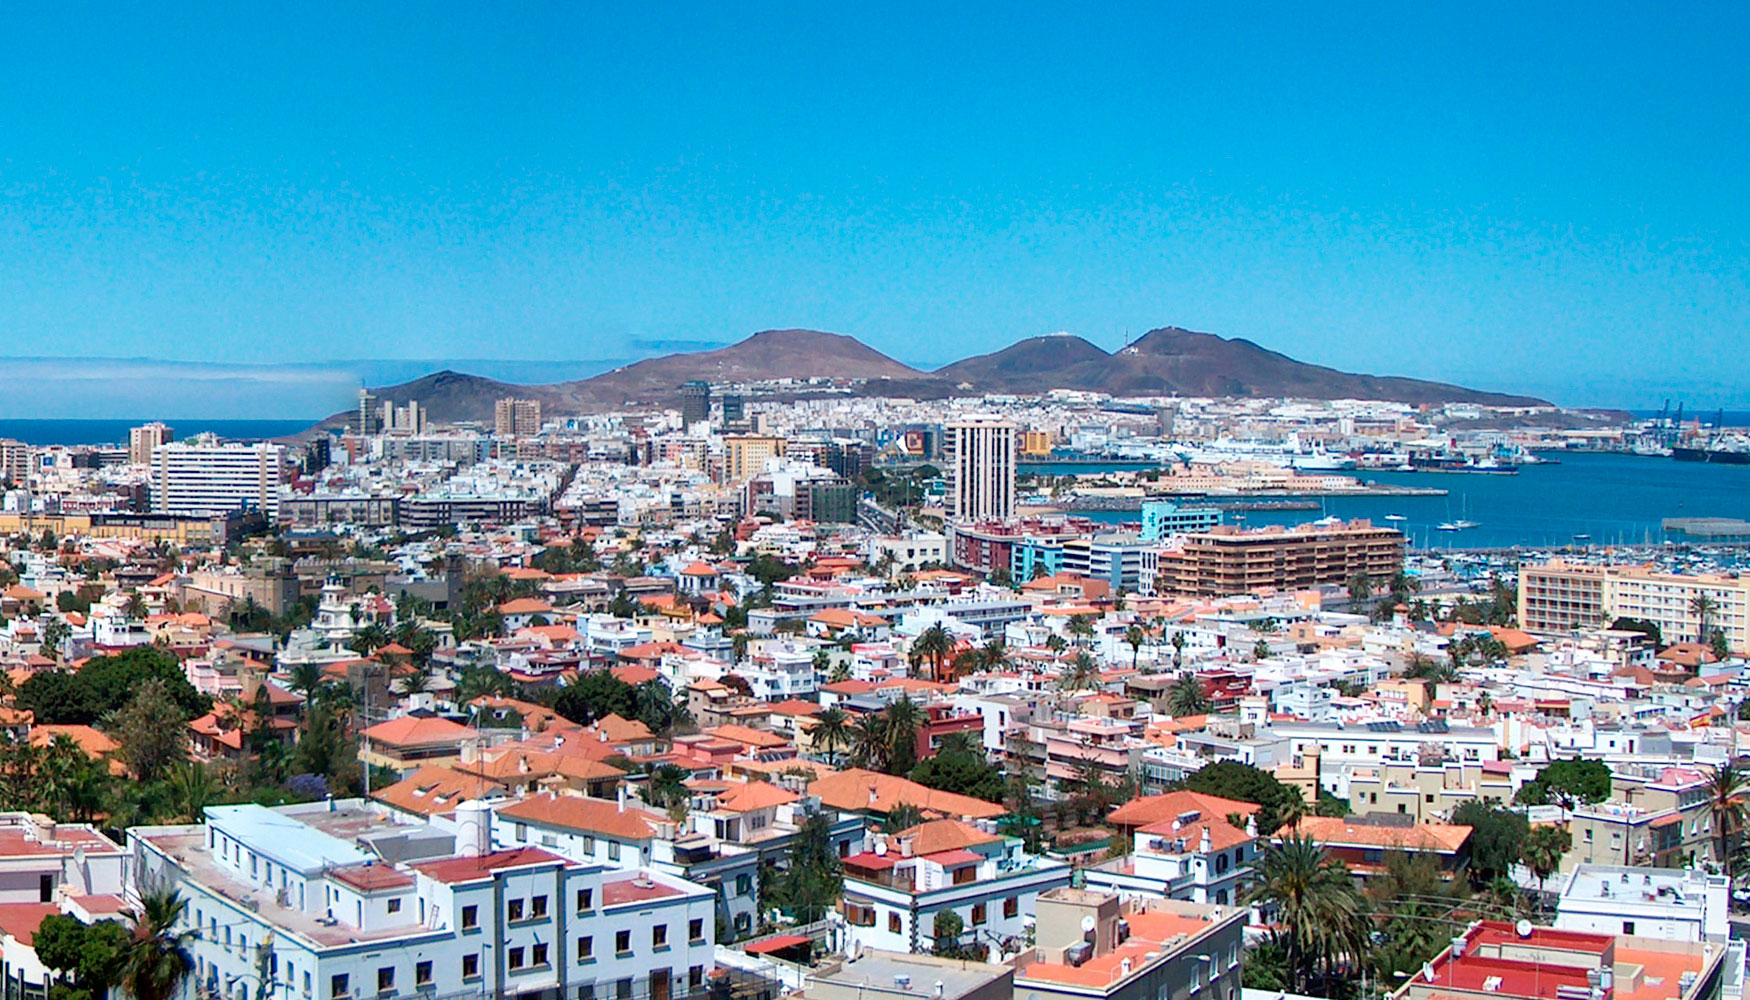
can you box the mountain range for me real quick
[316,326,1544,429]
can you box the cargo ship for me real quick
[1672,446,1750,465]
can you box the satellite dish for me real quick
[875,841,888,856]
[1081,915,1097,934]
[1515,919,1533,938]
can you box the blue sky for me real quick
[1,2,1746,410]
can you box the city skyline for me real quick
[1,3,1747,409]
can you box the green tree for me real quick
[1703,762,1749,874]
[1346,572,1374,604]
[1124,626,1146,669]
[35,914,129,1000]
[1246,835,1368,994]
[931,909,966,958]
[553,670,636,727]
[1178,761,1300,835]
[106,679,190,782]
[1451,800,1530,883]
[883,697,923,776]
[775,811,842,923]
[909,624,954,681]
[811,707,852,765]
[1166,672,1210,717]
[119,891,194,1000]
[1691,592,1720,645]
[1521,824,1572,907]
[882,801,923,832]
[909,744,1006,802]
[1515,759,1611,808]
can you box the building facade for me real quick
[1519,561,1750,655]
[150,441,285,520]
[1155,520,1404,597]
[944,420,1017,522]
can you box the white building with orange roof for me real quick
[839,819,1071,961]
[1084,790,1260,907]
[1013,891,1246,1000]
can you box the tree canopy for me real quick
[1176,761,1301,835]
[1514,759,1611,808]
[18,647,210,725]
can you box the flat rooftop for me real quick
[813,951,1004,1000]
[136,826,436,949]
[205,803,383,873]
[1561,865,1719,908]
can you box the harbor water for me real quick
[1063,452,1750,550]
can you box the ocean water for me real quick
[1067,451,1750,550]
[0,419,313,446]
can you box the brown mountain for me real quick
[1070,327,1542,405]
[298,325,1544,435]
[935,334,1110,386]
[561,328,922,408]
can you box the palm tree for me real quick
[1521,824,1572,913]
[980,639,1008,672]
[1058,651,1100,692]
[287,662,325,702]
[851,714,890,772]
[1170,631,1186,669]
[1044,634,1068,655]
[1246,835,1368,994]
[1692,592,1720,645]
[166,763,219,824]
[909,624,954,682]
[883,697,923,774]
[1124,626,1146,670]
[812,707,852,764]
[120,889,194,1000]
[349,623,389,657]
[1704,762,1749,874]
[1066,614,1095,648]
[396,665,433,697]
[1167,672,1211,717]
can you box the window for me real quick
[508,899,525,922]
[332,975,350,1000]
[508,948,526,971]
[1425,794,1434,803]
[578,936,595,962]
[462,955,480,981]
[653,925,669,949]
[971,903,986,925]
[608,841,621,861]
[1003,897,1018,918]
[690,968,704,990]
[735,874,752,895]
[582,836,596,854]
[414,963,432,989]
[38,875,52,902]
[688,919,704,944]
[461,904,479,930]
[889,913,903,934]
[578,984,596,1000]
[1623,921,1636,935]
[1585,828,1594,843]
[532,944,549,968]
[577,888,595,912]
[531,895,549,919]
[952,867,976,885]
[616,980,633,1000]
[387,899,402,914]
[1397,803,1406,814]
[616,930,632,955]
[843,903,876,926]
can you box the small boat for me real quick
[1573,533,1591,541]
[1436,522,1462,531]
[1384,513,1408,522]
[1453,519,1480,530]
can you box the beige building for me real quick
[494,397,543,436]
[129,422,173,466]
[1155,519,1404,597]
[1346,760,1518,824]
[723,435,787,485]
[1520,560,1750,654]
[1565,764,1716,872]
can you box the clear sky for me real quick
[2,2,1747,408]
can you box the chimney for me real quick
[1199,825,1212,853]
[1245,814,1257,837]
[618,785,627,812]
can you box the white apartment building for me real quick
[129,800,717,1000]
[151,441,284,520]
[943,420,1017,522]
[1082,794,1259,907]
[1555,865,1730,943]
[839,820,1071,961]
[1267,719,1500,793]
[0,812,128,903]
